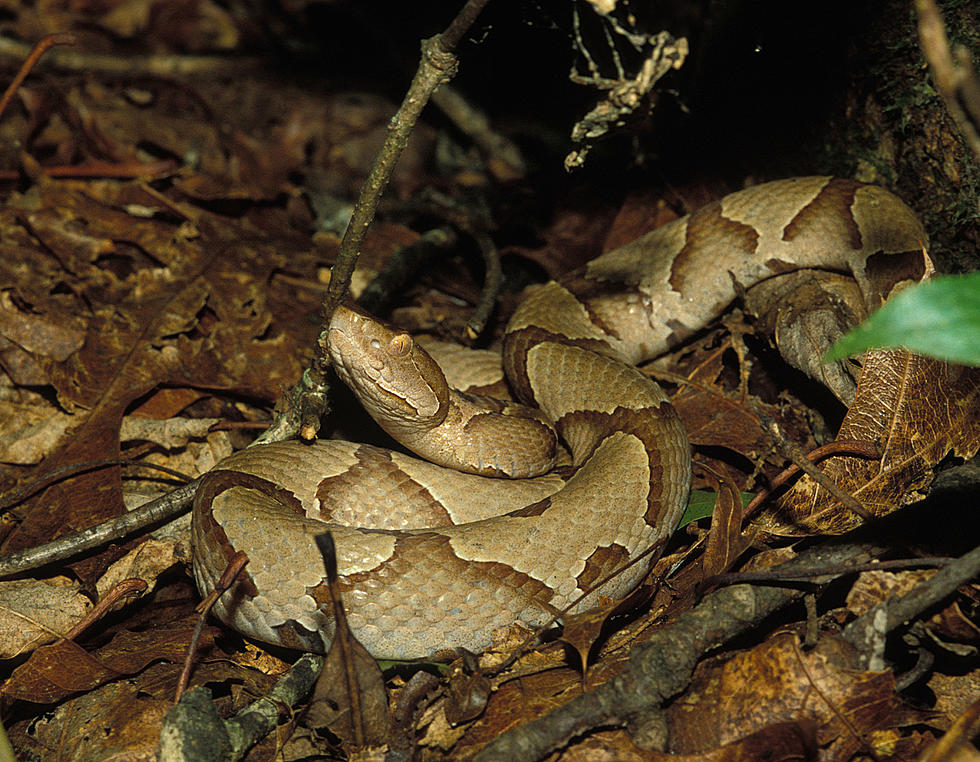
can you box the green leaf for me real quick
[679,489,753,527]
[825,273,980,365]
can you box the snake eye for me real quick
[387,333,413,357]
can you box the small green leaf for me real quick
[825,273,980,365]
[679,489,753,527]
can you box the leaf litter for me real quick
[0,6,979,761]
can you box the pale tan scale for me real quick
[415,336,506,393]
[505,281,610,344]
[192,177,929,659]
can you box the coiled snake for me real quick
[191,177,927,659]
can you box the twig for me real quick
[920,695,980,761]
[357,226,459,316]
[0,479,198,578]
[388,670,442,762]
[896,639,935,692]
[324,0,490,320]
[761,417,873,522]
[177,551,249,701]
[1,459,191,513]
[223,654,323,755]
[63,578,148,640]
[464,232,502,340]
[843,542,980,668]
[742,439,880,520]
[565,17,688,169]
[2,158,177,181]
[709,556,952,587]
[429,85,526,179]
[915,0,980,161]
[475,540,887,761]
[0,35,262,78]
[159,653,324,761]
[643,365,759,412]
[270,0,492,443]
[368,193,502,335]
[644,364,878,523]
[0,33,76,122]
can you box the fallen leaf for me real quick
[667,341,813,466]
[95,538,182,603]
[559,584,657,673]
[0,289,85,361]
[702,476,752,579]
[759,353,980,534]
[0,393,73,464]
[0,577,91,658]
[667,632,930,759]
[2,618,206,704]
[445,660,491,726]
[13,679,171,762]
[119,416,219,449]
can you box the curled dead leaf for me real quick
[759,352,980,535]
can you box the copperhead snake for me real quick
[191,177,928,660]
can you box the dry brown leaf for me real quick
[846,569,939,617]
[702,477,750,579]
[95,539,182,604]
[559,584,657,673]
[846,570,980,653]
[558,728,664,761]
[0,577,91,659]
[0,393,72,465]
[2,186,303,579]
[452,667,584,759]
[444,662,491,726]
[0,288,85,362]
[504,205,619,280]
[667,632,929,759]
[97,0,239,51]
[13,678,171,762]
[602,187,680,252]
[2,618,207,704]
[929,600,980,645]
[759,351,980,534]
[559,604,613,675]
[930,669,980,726]
[642,721,818,761]
[297,625,390,751]
[418,700,468,754]
[668,342,812,463]
[128,387,209,419]
[118,416,219,449]
[133,430,234,505]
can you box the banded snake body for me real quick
[191,177,928,659]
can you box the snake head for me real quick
[327,304,450,430]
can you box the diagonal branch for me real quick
[475,540,886,761]
[915,0,980,161]
[262,0,494,444]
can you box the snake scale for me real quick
[191,177,928,659]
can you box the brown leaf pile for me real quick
[1,5,979,761]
